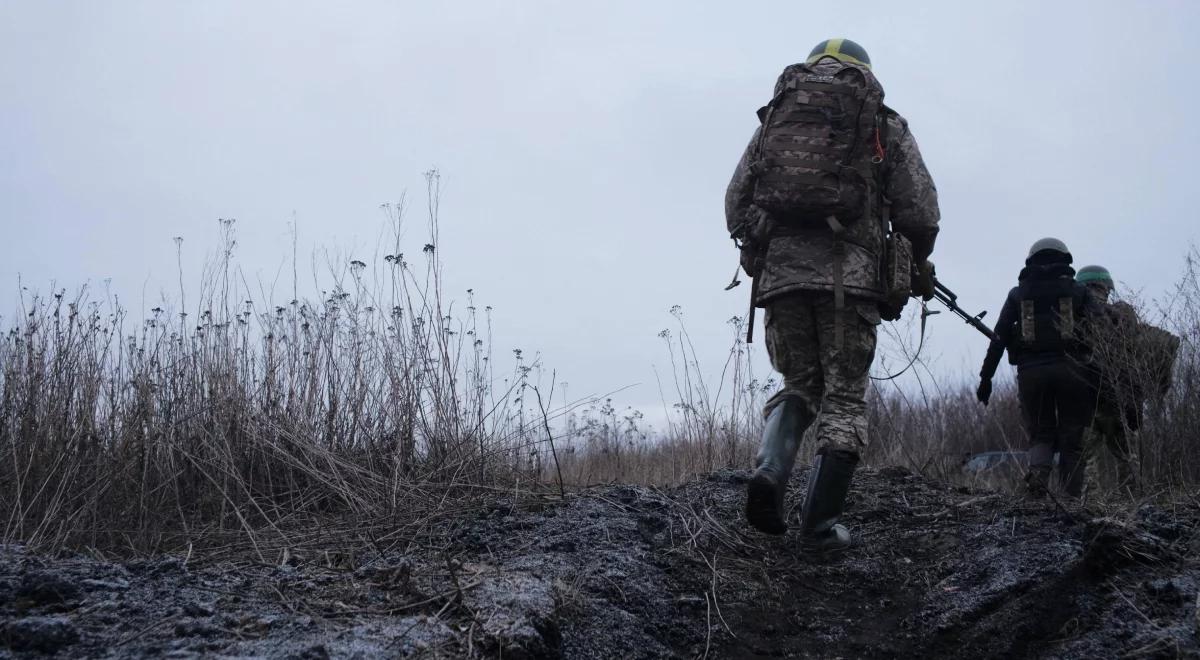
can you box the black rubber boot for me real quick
[1058,449,1085,498]
[745,398,811,535]
[1114,459,1138,494]
[1024,466,1051,499]
[1025,442,1054,499]
[797,446,859,551]
[1058,426,1086,498]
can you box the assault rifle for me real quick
[926,277,998,342]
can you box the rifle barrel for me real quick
[930,288,998,342]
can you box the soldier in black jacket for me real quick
[976,238,1100,497]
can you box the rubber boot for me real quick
[1024,466,1051,499]
[745,398,810,535]
[1058,427,1086,498]
[1058,449,1085,498]
[797,446,859,552]
[1024,442,1054,499]
[1114,459,1138,494]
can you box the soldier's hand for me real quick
[976,377,992,406]
[912,260,936,301]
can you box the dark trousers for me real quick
[1017,362,1099,496]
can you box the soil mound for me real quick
[2,467,1198,658]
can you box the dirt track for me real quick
[2,467,1198,658]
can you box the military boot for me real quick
[797,446,860,552]
[1058,450,1085,498]
[1114,459,1138,494]
[1024,442,1054,499]
[1024,466,1051,499]
[745,398,810,535]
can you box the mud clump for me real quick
[1,467,1198,658]
[15,571,80,608]
[2,616,80,653]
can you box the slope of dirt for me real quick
[2,467,1198,658]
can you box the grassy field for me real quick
[3,178,1198,557]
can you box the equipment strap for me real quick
[747,278,759,344]
[875,110,893,298]
[776,95,843,109]
[760,157,841,172]
[764,142,842,155]
[788,81,865,97]
[758,173,836,185]
[768,126,832,138]
[869,301,930,381]
[826,215,847,350]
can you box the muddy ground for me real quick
[2,467,1199,658]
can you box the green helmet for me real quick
[1077,265,1113,288]
[1026,237,1072,264]
[806,39,871,70]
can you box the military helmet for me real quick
[1076,265,1114,288]
[1026,237,1073,264]
[806,39,871,70]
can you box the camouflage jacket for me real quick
[725,61,941,305]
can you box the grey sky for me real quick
[3,1,1198,423]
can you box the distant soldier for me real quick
[977,239,1100,498]
[727,39,940,550]
[1076,265,1141,490]
[1077,265,1180,492]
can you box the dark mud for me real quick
[2,467,1198,658]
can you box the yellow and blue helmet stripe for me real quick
[806,38,871,70]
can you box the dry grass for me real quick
[0,172,563,556]
[564,249,1200,498]
[3,172,1198,557]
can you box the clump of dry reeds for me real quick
[0,172,570,556]
[550,311,770,486]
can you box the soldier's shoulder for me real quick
[772,63,807,94]
[1111,300,1141,321]
[883,105,909,129]
[1111,300,1137,313]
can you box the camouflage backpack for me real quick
[751,61,885,224]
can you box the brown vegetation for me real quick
[1,173,561,556]
[3,174,1199,561]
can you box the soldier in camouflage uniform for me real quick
[1077,265,1143,492]
[727,39,940,550]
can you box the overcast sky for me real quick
[2,1,1198,424]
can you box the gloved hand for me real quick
[912,260,936,301]
[976,377,992,406]
[739,246,763,279]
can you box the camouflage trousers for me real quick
[1084,405,1137,490]
[762,292,880,452]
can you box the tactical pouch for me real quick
[879,231,912,321]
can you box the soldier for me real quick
[728,39,940,550]
[1075,265,1142,490]
[976,239,1100,498]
